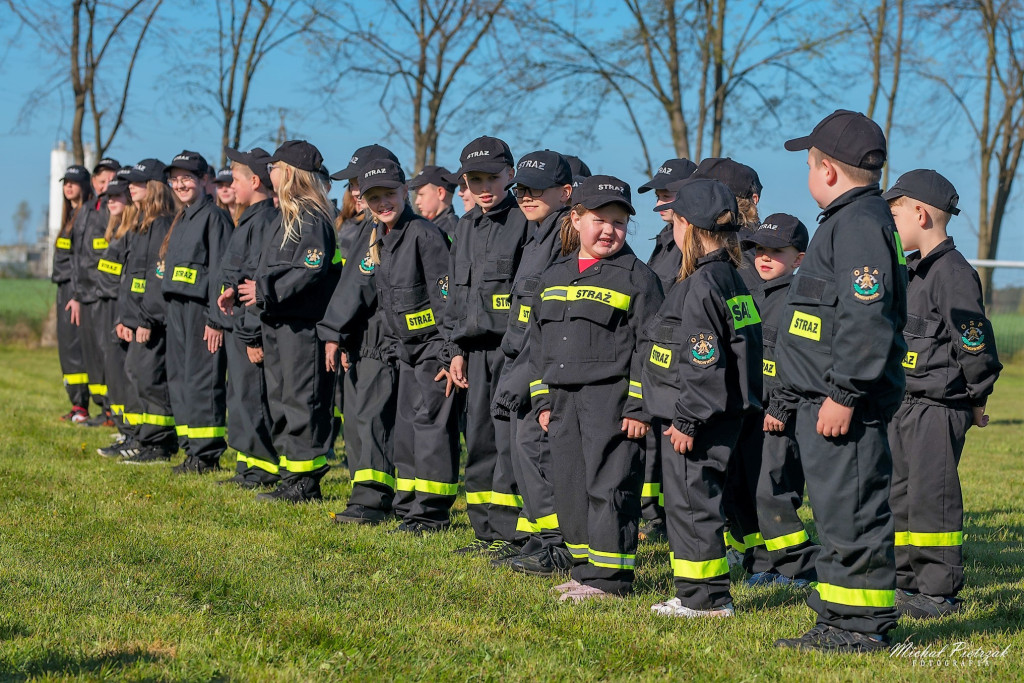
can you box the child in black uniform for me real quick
[639,178,762,618]
[529,175,663,602]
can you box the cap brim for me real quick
[784,135,813,152]
[224,148,250,165]
[359,179,405,191]
[457,161,510,176]
[330,164,359,181]
[581,198,635,216]
[880,187,905,202]
[741,231,794,249]
[504,171,563,192]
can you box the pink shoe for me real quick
[559,584,621,603]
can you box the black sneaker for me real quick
[775,624,890,653]
[330,505,390,525]
[217,473,248,486]
[390,520,447,535]
[486,540,524,563]
[899,593,961,620]
[507,548,574,576]
[84,410,115,428]
[454,538,490,555]
[255,477,323,503]
[638,518,667,542]
[121,446,173,465]
[171,457,222,475]
[895,588,916,608]
[97,438,136,458]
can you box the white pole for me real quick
[47,142,73,277]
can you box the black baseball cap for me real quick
[639,158,698,194]
[562,155,592,178]
[409,165,457,191]
[359,159,406,191]
[505,150,572,191]
[692,158,762,199]
[225,146,273,190]
[165,150,210,177]
[268,140,323,173]
[331,144,400,181]
[124,158,167,183]
[61,165,90,185]
[456,136,514,176]
[743,213,809,251]
[572,175,635,215]
[654,178,739,231]
[882,169,961,216]
[92,157,120,174]
[214,167,234,185]
[785,109,887,170]
[103,179,130,197]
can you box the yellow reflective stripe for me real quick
[905,531,963,547]
[88,384,108,396]
[333,406,343,418]
[109,404,125,414]
[171,266,197,284]
[279,455,329,473]
[187,426,226,439]
[894,531,910,547]
[248,457,279,474]
[542,285,630,311]
[516,517,541,533]
[517,305,531,323]
[765,529,810,551]
[352,468,396,491]
[628,379,643,400]
[642,482,661,498]
[816,583,895,608]
[492,294,511,310]
[540,286,568,301]
[332,247,343,265]
[742,532,765,548]
[142,413,175,426]
[727,294,761,329]
[63,373,89,385]
[490,492,524,508]
[236,452,248,463]
[97,259,123,276]
[566,542,589,559]
[405,308,436,330]
[466,491,491,505]
[122,412,144,425]
[55,237,72,249]
[724,530,746,553]
[672,555,730,579]
[175,425,188,436]
[536,513,558,530]
[414,478,458,496]
[529,380,549,397]
[789,310,821,341]
[396,477,415,492]
[893,231,907,265]
[92,237,109,250]
[131,278,146,293]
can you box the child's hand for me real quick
[217,287,236,315]
[115,323,133,343]
[135,326,151,344]
[246,346,264,364]
[972,405,989,428]
[621,418,649,439]
[325,341,340,371]
[664,424,694,454]
[538,409,551,433]
[204,325,223,354]
[238,279,257,306]
[340,351,351,372]
[65,298,81,326]
[816,398,853,438]
[764,414,785,433]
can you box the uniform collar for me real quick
[907,236,956,275]
[237,198,275,225]
[470,192,517,222]
[817,184,882,223]
[652,224,675,248]
[379,205,418,251]
[435,205,455,221]
[184,192,213,220]
[762,270,795,293]
[695,247,732,268]
[557,242,637,271]
[531,205,569,242]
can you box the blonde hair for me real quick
[677,212,743,281]
[736,197,760,231]
[106,202,133,242]
[276,163,335,247]
[559,203,586,255]
[887,194,951,229]
[338,186,360,222]
[810,147,883,186]
[137,180,176,234]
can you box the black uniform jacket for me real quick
[432,205,459,241]
[122,215,172,331]
[52,223,76,285]
[640,248,763,437]
[255,208,340,324]
[529,244,664,423]
[219,199,277,343]
[441,193,529,360]
[94,231,130,301]
[371,205,451,365]
[903,237,1001,407]
[70,199,110,303]
[160,193,234,329]
[748,270,794,405]
[646,225,681,295]
[771,185,908,419]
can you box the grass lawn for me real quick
[0,280,55,345]
[0,347,1021,681]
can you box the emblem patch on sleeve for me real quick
[304,249,324,269]
[358,250,376,274]
[437,274,449,299]
[689,332,718,367]
[852,266,883,302]
[155,260,165,279]
[959,320,987,353]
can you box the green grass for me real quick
[0,348,1022,680]
[992,314,1024,360]
[0,279,54,345]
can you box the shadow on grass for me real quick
[988,418,1023,426]
[0,650,169,681]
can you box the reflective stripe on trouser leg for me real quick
[105,336,141,439]
[888,401,969,597]
[509,403,563,552]
[398,359,460,528]
[56,281,90,407]
[756,421,819,581]
[344,355,397,512]
[124,327,178,449]
[641,418,665,521]
[798,401,897,635]
[224,331,277,478]
[723,412,772,575]
[78,299,112,412]
[549,380,642,595]
[663,419,740,610]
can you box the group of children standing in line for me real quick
[52,109,1002,653]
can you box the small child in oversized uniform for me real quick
[160,150,233,474]
[772,110,907,653]
[529,175,664,601]
[639,178,762,618]
[358,159,458,532]
[409,165,459,240]
[215,147,279,486]
[439,136,529,556]
[745,214,821,585]
[882,170,1001,619]
[636,157,697,542]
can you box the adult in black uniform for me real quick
[409,165,459,240]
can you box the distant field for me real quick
[0,278,54,344]
[991,314,1024,360]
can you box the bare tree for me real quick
[6,0,164,164]
[12,201,31,245]
[863,0,907,188]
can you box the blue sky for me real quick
[1,2,1021,287]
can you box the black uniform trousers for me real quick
[225,331,278,483]
[464,346,521,542]
[755,420,819,580]
[262,320,332,482]
[165,297,227,465]
[641,419,665,524]
[343,354,397,512]
[56,282,90,409]
[124,328,177,449]
[549,380,642,595]
[796,400,899,635]
[888,400,970,598]
[330,368,344,454]
[78,298,113,413]
[510,403,563,554]
[391,358,460,528]
[722,413,772,573]
[105,337,141,439]
[663,418,741,609]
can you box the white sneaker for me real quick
[550,579,582,595]
[651,597,734,618]
[559,584,621,603]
